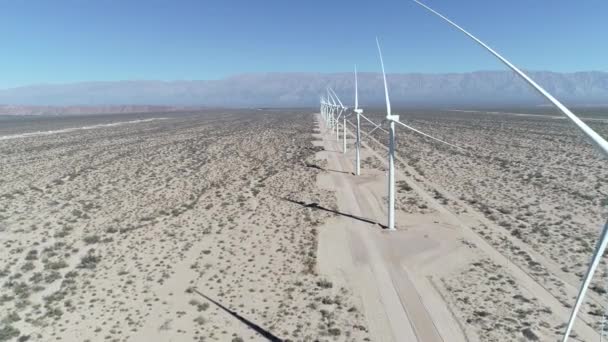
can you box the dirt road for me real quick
[315,115,465,342]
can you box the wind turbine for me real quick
[329,90,346,145]
[354,66,363,175]
[376,37,399,231]
[320,97,326,125]
[413,1,608,341]
[324,92,331,128]
[327,90,339,140]
[329,87,349,153]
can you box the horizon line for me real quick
[2,69,607,90]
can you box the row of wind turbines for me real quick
[319,1,608,341]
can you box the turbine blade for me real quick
[360,113,388,134]
[327,89,337,106]
[394,119,462,149]
[412,0,608,156]
[354,65,359,110]
[413,1,608,340]
[329,87,346,109]
[376,37,391,118]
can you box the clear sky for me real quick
[1,0,606,88]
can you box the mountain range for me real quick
[1,71,608,114]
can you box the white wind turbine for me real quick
[324,93,331,128]
[413,1,608,340]
[354,66,363,175]
[327,90,339,139]
[320,96,326,124]
[322,96,330,127]
[376,37,399,231]
[375,38,463,231]
[317,40,461,231]
[329,87,349,153]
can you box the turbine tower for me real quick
[354,66,362,175]
[412,1,608,340]
[377,37,398,231]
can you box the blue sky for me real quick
[1,0,606,88]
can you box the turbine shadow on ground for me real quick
[281,197,388,229]
[190,288,282,342]
[304,162,354,175]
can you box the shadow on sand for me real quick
[281,197,388,229]
[304,162,354,175]
[190,288,282,342]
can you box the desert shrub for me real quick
[25,250,38,261]
[316,279,333,289]
[327,328,341,336]
[83,235,101,245]
[193,315,206,326]
[0,295,14,305]
[188,299,209,312]
[78,252,100,269]
[20,262,35,273]
[0,324,20,341]
[44,260,66,271]
[3,312,20,324]
[10,282,31,299]
[45,306,63,320]
[44,271,62,284]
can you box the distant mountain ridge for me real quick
[0,105,200,116]
[1,71,607,111]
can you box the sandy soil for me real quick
[334,109,608,340]
[0,111,368,341]
[3,107,607,342]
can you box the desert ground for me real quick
[1,108,607,342]
[0,110,369,342]
[341,108,608,341]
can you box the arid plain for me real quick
[0,111,369,342]
[355,108,608,341]
[1,108,608,342]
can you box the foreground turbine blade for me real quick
[413,1,608,340]
[413,0,608,156]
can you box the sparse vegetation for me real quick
[0,111,371,341]
[83,235,101,245]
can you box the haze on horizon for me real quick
[2,0,607,91]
